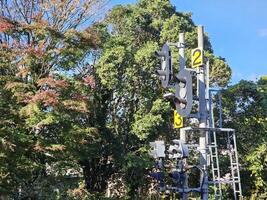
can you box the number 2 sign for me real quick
[191,48,203,68]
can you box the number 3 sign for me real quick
[174,110,183,129]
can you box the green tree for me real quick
[221,76,267,198]
[0,0,108,198]
[0,0,243,199]
[96,0,232,198]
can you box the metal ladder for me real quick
[209,130,222,199]
[209,90,242,200]
[208,90,222,200]
[227,130,242,200]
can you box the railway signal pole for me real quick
[151,25,242,200]
[197,25,209,200]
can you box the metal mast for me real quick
[179,32,188,200]
[151,25,242,200]
[197,25,209,200]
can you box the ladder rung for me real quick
[210,145,218,147]
[232,168,239,171]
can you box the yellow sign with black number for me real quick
[191,48,203,68]
[174,110,183,128]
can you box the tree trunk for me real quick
[80,158,113,194]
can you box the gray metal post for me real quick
[197,25,208,200]
[219,92,223,128]
[179,33,186,71]
[179,32,186,144]
[179,32,188,200]
[206,59,210,101]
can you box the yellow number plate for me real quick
[174,110,183,128]
[191,48,203,68]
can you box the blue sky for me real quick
[108,0,267,84]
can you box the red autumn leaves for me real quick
[0,17,14,32]
[83,75,96,89]
[30,76,95,108]
[31,77,68,106]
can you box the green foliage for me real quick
[0,0,108,198]
[247,143,267,193]
[123,149,153,198]
[95,0,233,198]
[222,78,267,154]
[132,99,170,140]
[0,0,264,199]
[221,77,267,198]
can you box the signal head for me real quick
[155,43,172,88]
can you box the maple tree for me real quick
[0,0,265,199]
[0,0,107,198]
